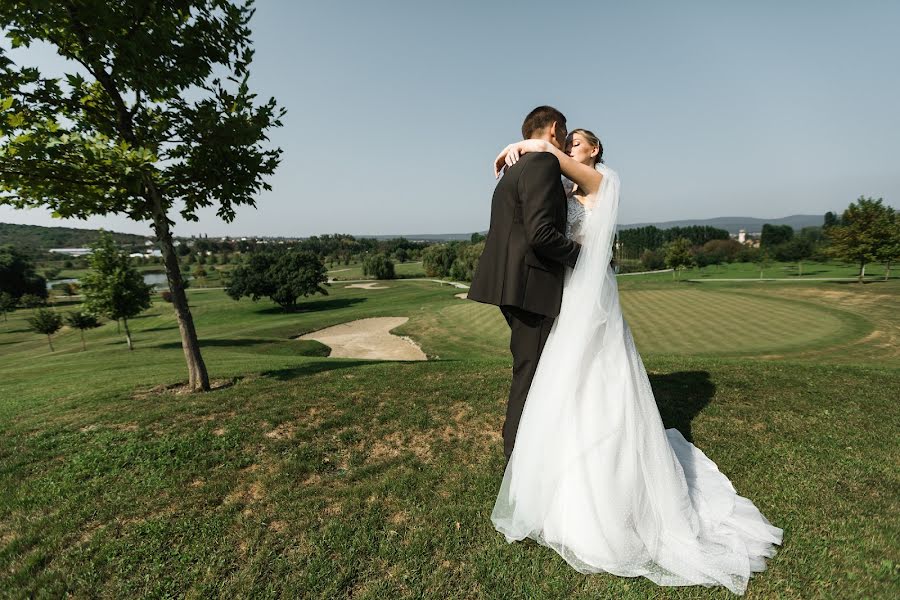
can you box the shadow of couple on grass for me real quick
[649,370,716,442]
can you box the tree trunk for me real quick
[80,329,86,351]
[116,318,120,333]
[885,261,892,281]
[145,178,210,392]
[123,317,133,350]
[798,261,803,277]
[47,334,54,352]
[859,260,866,284]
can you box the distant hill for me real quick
[618,214,824,234]
[0,222,153,255]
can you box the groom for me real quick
[467,105,582,466]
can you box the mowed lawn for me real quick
[1,277,898,598]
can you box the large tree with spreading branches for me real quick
[0,0,285,390]
[826,197,895,283]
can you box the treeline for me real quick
[293,234,424,266]
[638,197,899,281]
[420,233,486,281]
[617,225,730,260]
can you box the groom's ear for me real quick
[550,121,567,150]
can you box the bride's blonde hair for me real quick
[569,129,604,165]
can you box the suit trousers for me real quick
[500,305,555,463]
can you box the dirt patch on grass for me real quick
[264,422,296,440]
[224,481,264,507]
[455,292,468,299]
[297,317,426,361]
[268,520,288,533]
[77,521,105,545]
[78,421,140,433]
[368,431,434,463]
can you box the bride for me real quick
[488,131,783,595]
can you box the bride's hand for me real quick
[493,139,551,178]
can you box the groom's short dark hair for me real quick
[522,106,566,139]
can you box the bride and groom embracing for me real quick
[466,106,783,595]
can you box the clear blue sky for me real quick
[1,1,898,237]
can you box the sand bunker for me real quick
[345,282,389,290]
[297,317,426,361]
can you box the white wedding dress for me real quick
[491,165,783,595]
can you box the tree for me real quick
[775,238,814,276]
[0,244,47,301]
[362,254,396,280]
[760,224,794,248]
[393,247,409,263]
[19,293,47,308]
[27,307,62,351]
[825,197,894,283]
[226,248,327,312]
[0,291,15,321]
[823,211,840,229]
[81,231,153,350]
[449,242,484,282]
[66,309,101,351]
[754,250,773,279]
[875,210,900,281]
[640,248,666,271]
[0,1,285,391]
[701,239,744,265]
[470,232,486,244]
[664,238,694,279]
[192,264,209,286]
[422,244,456,278]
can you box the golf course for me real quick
[1,271,898,598]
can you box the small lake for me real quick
[47,273,183,290]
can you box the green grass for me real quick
[1,276,898,598]
[620,259,896,283]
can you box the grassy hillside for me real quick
[1,277,898,598]
[0,222,151,255]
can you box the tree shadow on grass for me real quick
[155,338,274,349]
[649,370,715,443]
[140,324,179,333]
[262,359,373,381]
[253,297,366,315]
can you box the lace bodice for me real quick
[565,197,589,241]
